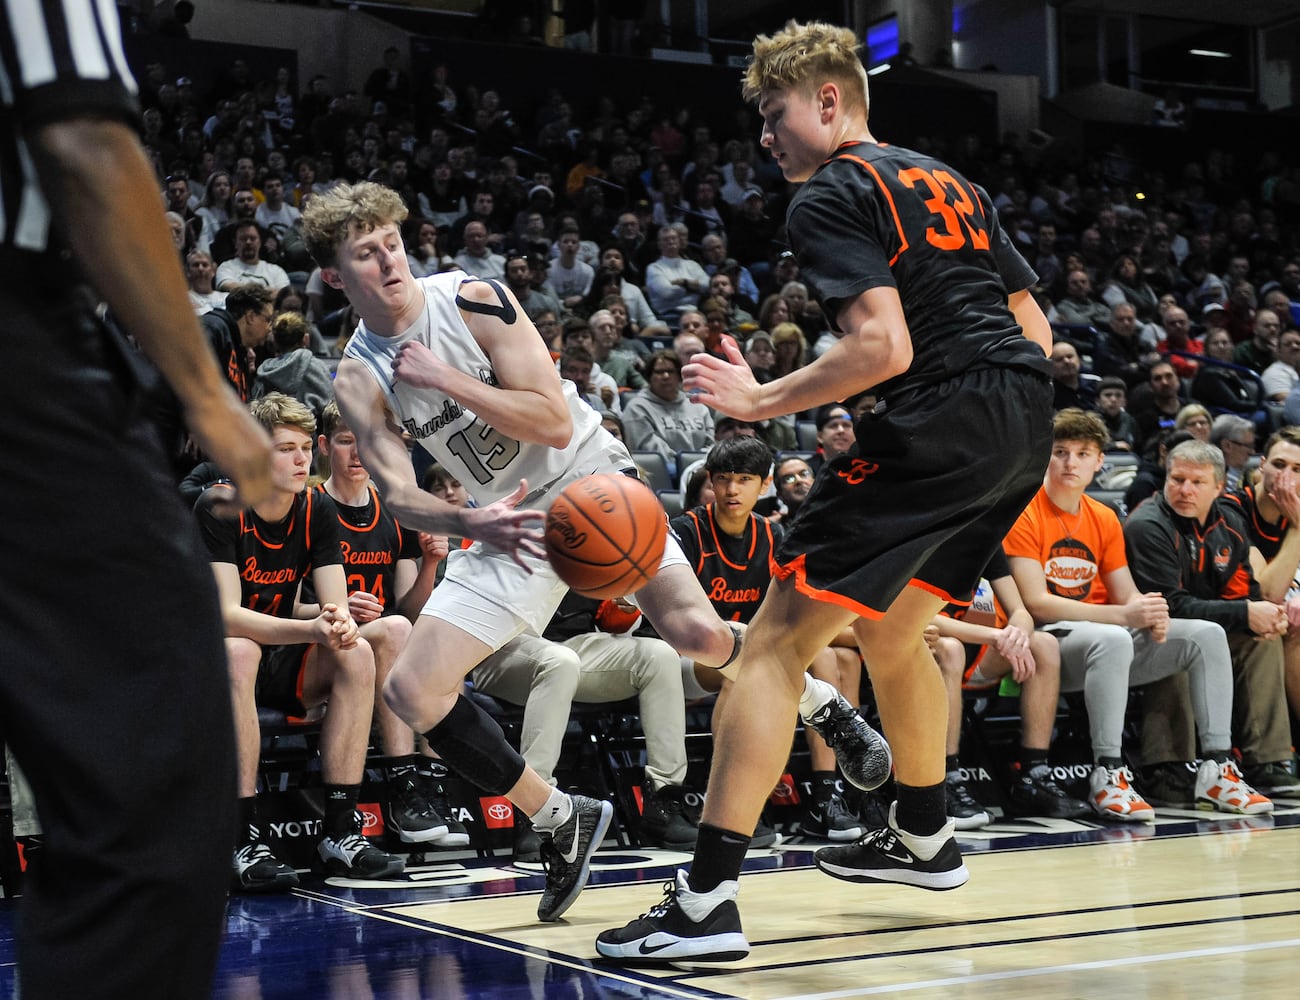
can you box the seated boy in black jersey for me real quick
[924,556,1088,830]
[316,402,470,848]
[195,393,405,891]
[673,436,883,843]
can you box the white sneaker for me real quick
[1088,764,1154,822]
[1194,759,1273,815]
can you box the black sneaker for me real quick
[1006,764,1091,819]
[750,814,781,849]
[536,794,612,921]
[386,776,451,844]
[816,804,969,890]
[595,869,749,963]
[640,784,700,850]
[417,767,471,847]
[945,771,991,831]
[801,681,893,791]
[316,820,406,879]
[232,841,299,893]
[802,791,865,841]
[1243,760,1300,797]
[513,815,542,865]
[1140,761,1197,808]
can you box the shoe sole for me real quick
[393,823,451,844]
[1090,804,1155,823]
[951,813,991,831]
[815,858,970,890]
[595,932,750,962]
[538,800,613,922]
[428,830,471,847]
[315,855,407,879]
[231,872,299,894]
[802,823,865,842]
[1197,799,1274,815]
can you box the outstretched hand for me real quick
[682,335,763,421]
[460,479,547,571]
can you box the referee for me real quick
[0,4,272,997]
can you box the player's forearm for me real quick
[32,120,231,412]
[933,617,1000,646]
[437,366,572,448]
[1023,592,1128,628]
[1255,533,1300,603]
[381,481,475,537]
[750,319,907,421]
[224,606,319,645]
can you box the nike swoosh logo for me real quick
[881,851,914,864]
[638,936,677,955]
[562,829,581,864]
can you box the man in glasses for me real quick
[774,456,815,520]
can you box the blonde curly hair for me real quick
[742,20,869,118]
[301,181,408,268]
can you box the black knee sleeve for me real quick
[422,694,527,796]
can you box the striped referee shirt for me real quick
[0,0,139,255]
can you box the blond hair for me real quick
[742,20,869,117]
[300,181,408,267]
[249,392,316,436]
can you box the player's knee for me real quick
[224,638,261,692]
[1031,634,1060,674]
[534,645,582,686]
[365,614,412,655]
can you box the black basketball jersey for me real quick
[1224,484,1288,561]
[196,487,343,618]
[314,483,422,612]
[671,504,784,623]
[785,140,1051,398]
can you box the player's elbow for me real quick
[540,410,574,449]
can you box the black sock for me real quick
[894,781,947,837]
[1204,749,1231,764]
[812,771,838,802]
[1019,747,1049,773]
[687,822,752,894]
[324,784,361,840]
[1098,755,1124,770]
[944,754,960,775]
[237,796,258,846]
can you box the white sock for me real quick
[529,786,573,832]
[799,673,835,718]
[681,656,714,700]
[889,803,953,858]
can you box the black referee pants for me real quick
[0,280,235,998]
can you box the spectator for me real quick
[1201,325,1236,364]
[672,437,869,842]
[1154,305,1201,379]
[453,220,505,279]
[195,168,233,251]
[200,283,275,401]
[1129,360,1186,455]
[808,403,855,476]
[1101,254,1160,322]
[186,248,227,315]
[1232,306,1280,373]
[195,394,407,889]
[1093,301,1159,386]
[251,311,335,425]
[1095,376,1138,452]
[646,225,710,325]
[1054,269,1111,327]
[1260,320,1299,402]
[472,596,700,856]
[1050,339,1095,412]
[621,349,716,473]
[1125,439,1297,801]
[926,557,1087,827]
[549,226,594,311]
[255,171,302,232]
[1007,411,1263,819]
[590,308,646,391]
[1174,403,1212,442]
[216,221,290,292]
[210,187,261,264]
[1209,414,1257,492]
[1221,427,1300,733]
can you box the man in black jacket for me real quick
[1125,439,1300,798]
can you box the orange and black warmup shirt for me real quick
[671,504,784,623]
[784,140,1050,399]
[311,484,422,612]
[1223,484,1289,561]
[196,487,343,618]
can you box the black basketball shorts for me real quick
[775,366,1052,618]
[255,643,313,717]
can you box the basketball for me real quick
[545,474,668,599]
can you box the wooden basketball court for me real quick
[124,803,1300,999]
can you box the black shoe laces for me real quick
[643,880,679,920]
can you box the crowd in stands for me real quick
[122,35,1300,884]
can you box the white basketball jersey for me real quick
[345,273,628,510]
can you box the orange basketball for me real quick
[545,474,668,599]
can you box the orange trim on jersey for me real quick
[703,505,764,573]
[911,577,972,607]
[834,152,908,266]
[318,482,385,534]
